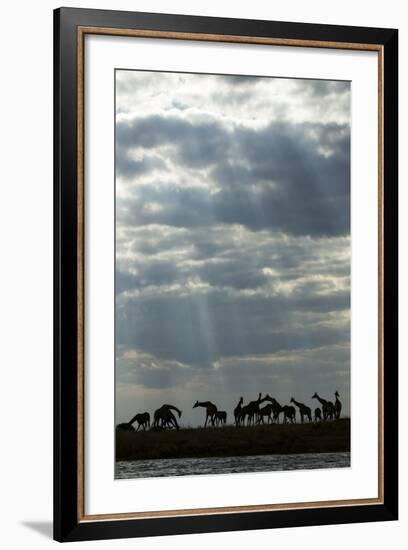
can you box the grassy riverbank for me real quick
[116,418,350,461]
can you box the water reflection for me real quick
[116,452,350,479]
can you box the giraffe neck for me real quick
[166,405,181,416]
[316,395,327,406]
[129,414,139,425]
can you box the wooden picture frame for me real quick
[54,7,398,542]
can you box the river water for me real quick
[116,452,350,479]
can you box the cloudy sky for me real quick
[115,70,351,426]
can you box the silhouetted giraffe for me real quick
[242,393,270,426]
[312,393,335,421]
[282,405,296,423]
[290,398,312,423]
[241,393,261,426]
[334,391,342,420]
[256,394,275,423]
[314,407,322,422]
[129,412,150,431]
[263,396,283,423]
[157,409,180,430]
[193,400,218,427]
[215,411,227,426]
[153,404,182,430]
[234,396,244,426]
[258,403,274,424]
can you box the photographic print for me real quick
[115,69,351,479]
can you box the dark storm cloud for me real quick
[117,231,349,295]
[117,341,349,393]
[116,287,349,369]
[117,115,228,169]
[116,116,349,237]
[116,148,165,178]
[116,222,349,296]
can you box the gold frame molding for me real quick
[76,26,384,523]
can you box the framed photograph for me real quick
[54,7,398,542]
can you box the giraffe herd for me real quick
[116,391,343,432]
[231,392,342,427]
